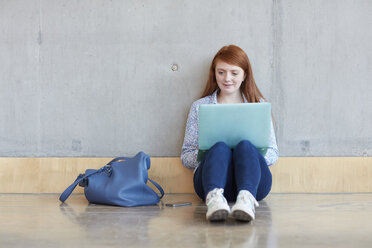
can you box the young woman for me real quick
[181,45,279,222]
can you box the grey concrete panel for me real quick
[0,0,273,157]
[0,0,371,157]
[275,0,372,156]
[0,1,42,155]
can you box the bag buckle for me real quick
[104,166,112,176]
[78,174,88,187]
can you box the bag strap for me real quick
[59,166,108,203]
[148,178,165,199]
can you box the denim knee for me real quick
[210,141,230,152]
[235,140,257,154]
[205,141,232,163]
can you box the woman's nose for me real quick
[224,73,232,81]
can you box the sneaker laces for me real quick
[206,188,226,206]
[237,190,259,210]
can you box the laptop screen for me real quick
[197,103,271,161]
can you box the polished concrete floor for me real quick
[0,193,372,248]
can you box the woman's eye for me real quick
[232,72,238,76]
[218,71,224,75]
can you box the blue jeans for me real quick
[193,140,272,202]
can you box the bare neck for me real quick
[217,91,244,104]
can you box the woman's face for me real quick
[215,60,245,96]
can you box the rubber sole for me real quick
[207,209,229,222]
[232,210,253,222]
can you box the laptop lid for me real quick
[198,103,271,157]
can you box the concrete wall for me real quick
[0,0,371,157]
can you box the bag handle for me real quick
[148,178,165,199]
[59,166,109,203]
[107,157,128,165]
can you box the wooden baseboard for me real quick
[0,157,371,193]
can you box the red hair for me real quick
[201,45,265,103]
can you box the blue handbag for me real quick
[59,152,164,207]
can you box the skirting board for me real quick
[0,157,371,193]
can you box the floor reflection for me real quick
[59,202,162,247]
[146,197,276,248]
[2,194,372,247]
[198,200,276,248]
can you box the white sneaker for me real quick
[231,190,259,222]
[205,188,231,221]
